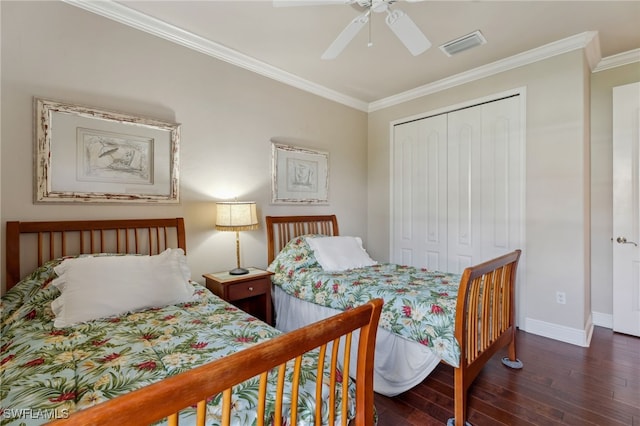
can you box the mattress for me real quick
[273,285,441,396]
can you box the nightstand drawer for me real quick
[227,278,269,301]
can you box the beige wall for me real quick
[2,1,638,342]
[368,51,593,339]
[590,62,640,320]
[0,1,368,293]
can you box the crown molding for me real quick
[584,31,602,71]
[593,48,640,72]
[61,0,369,112]
[62,1,637,113]
[369,31,599,112]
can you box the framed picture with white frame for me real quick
[34,98,180,204]
[271,142,329,204]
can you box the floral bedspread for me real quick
[268,236,462,367]
[0,256,355,426]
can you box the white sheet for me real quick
[273,285,442,396]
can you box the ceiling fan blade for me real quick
[273,0,352,7]
[385,9,431,56]
[321,12,369,60]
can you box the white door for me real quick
[444,96,522,274]
[391,95,523,273]
[613,82,640,336]
[447,105,482,272]
[392,114,448,269]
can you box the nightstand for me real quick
[203,267,273,325]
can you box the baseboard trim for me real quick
[592,311,613,329]
[523,316,594,347]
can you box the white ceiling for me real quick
[68,1,640,111]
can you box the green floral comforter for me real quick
[268,236,462,367]
[0,257,355,425]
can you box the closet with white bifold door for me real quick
[391,93,524,274]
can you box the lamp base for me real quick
[229,267,249,275]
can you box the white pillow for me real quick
[305,236,377,271]
[51,248,194,327]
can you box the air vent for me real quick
[439,30,487,57]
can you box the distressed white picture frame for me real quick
[34,98,180,203]
[272,143,329,204]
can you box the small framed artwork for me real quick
[34,98,180,203]
[271,142,329,204]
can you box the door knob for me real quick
[616,236,638,247]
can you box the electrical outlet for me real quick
[556,291,566,305]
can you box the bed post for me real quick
[449,249,522,426]
[176,218,187,253]
[500,253,524,369]
[451,376,469,426]
[6,221,21,290]
[355,298,382,425]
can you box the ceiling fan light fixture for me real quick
[305,0,430,59]
[439,30,487,57]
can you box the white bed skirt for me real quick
[273,285,442,397]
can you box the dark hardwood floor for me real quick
[374,326,640,425]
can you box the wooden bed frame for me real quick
[4,217,382,425]
[49,298,382,426]
[266,215,523,426]
[5,217,187,291]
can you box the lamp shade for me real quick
[215,202,259,232]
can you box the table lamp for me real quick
[215,201,259,275]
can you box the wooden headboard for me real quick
[5,218,186,291]
[265,215,339,264]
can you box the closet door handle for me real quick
[616,236,638,247]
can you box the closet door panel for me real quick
[447,108,482,273]
[423,123,447,268]
[391,94,523,276]
[392,123,416,266]
[392,115,447,269]
[480,96,522,260]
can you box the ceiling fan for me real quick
[275,0,431,60]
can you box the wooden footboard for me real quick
[49,298,383,426]
[452,249,522,426]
